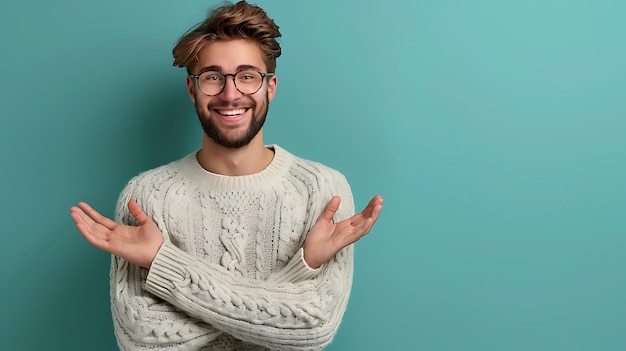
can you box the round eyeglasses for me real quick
[189,70,275,96]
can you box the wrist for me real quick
[143,237,164,269]
[303,248,322,269]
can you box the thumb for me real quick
[319,196,341,222]
[128,199,150,225]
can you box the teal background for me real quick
[1,0,625,350]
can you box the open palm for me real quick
[304,195,384,269]
[70,200,164,268]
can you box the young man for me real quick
[70,1,383,350]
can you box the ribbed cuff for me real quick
[269,248,321,283]
[145,242,192,297]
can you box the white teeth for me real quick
[219,109,246,116]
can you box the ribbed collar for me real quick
[179,144,294,191]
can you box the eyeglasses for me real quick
[189,70,275,96]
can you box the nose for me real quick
[220,74,243,101]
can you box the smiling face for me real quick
[186,39,277,149]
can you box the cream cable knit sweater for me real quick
[111,145,355,350]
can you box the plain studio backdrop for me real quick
[1,0,625,350]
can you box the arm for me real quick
[109,193,223,350]
[109,254,223,350]
[145,241,352,350]
[71,179,383,350]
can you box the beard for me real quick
[197,92,269,149]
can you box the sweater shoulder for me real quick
[291,156,348,188]
[285,152,352,198]
[289,153,347,181]
[118,154,194,198]
[136,156,190,180]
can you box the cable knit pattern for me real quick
[111,145,355,350]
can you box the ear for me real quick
[267,74,277,102]
[186,76,196,101]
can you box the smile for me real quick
[215,108,248,116]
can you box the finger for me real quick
[71,206,105,234]
[127,199,150,225]
[77,202,117,230]
[70,205,87,223]
[361,196,384,219]
[357,207,381,237]
[358,215,376,236]
[70,206,92,230]
[348,199,382,226]
[71,211,111,249]
[366,201,383,221]
[343,200,382,242]
[70,206,104,235]
[319,196,341,223]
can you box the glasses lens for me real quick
[234,70,263,94]
[198,71,225,96]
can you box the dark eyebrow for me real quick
[196,64,264,75]
[197,65,222,74]
[236,64,263,72]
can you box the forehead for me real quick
[195,39,266,72]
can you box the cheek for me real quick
[194,101,210,116]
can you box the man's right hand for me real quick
[70,200,164,269]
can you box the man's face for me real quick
[186,39,277,149]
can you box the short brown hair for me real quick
[173,1,281,73]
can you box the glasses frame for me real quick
[189,70,275,96]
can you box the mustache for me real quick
[207,100,255,110]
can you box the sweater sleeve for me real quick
[111,188,225,350]
[110,255,223,350]
[143,174,356,351]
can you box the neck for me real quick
[196,131,274,176]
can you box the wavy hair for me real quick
[173,1,282,73]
